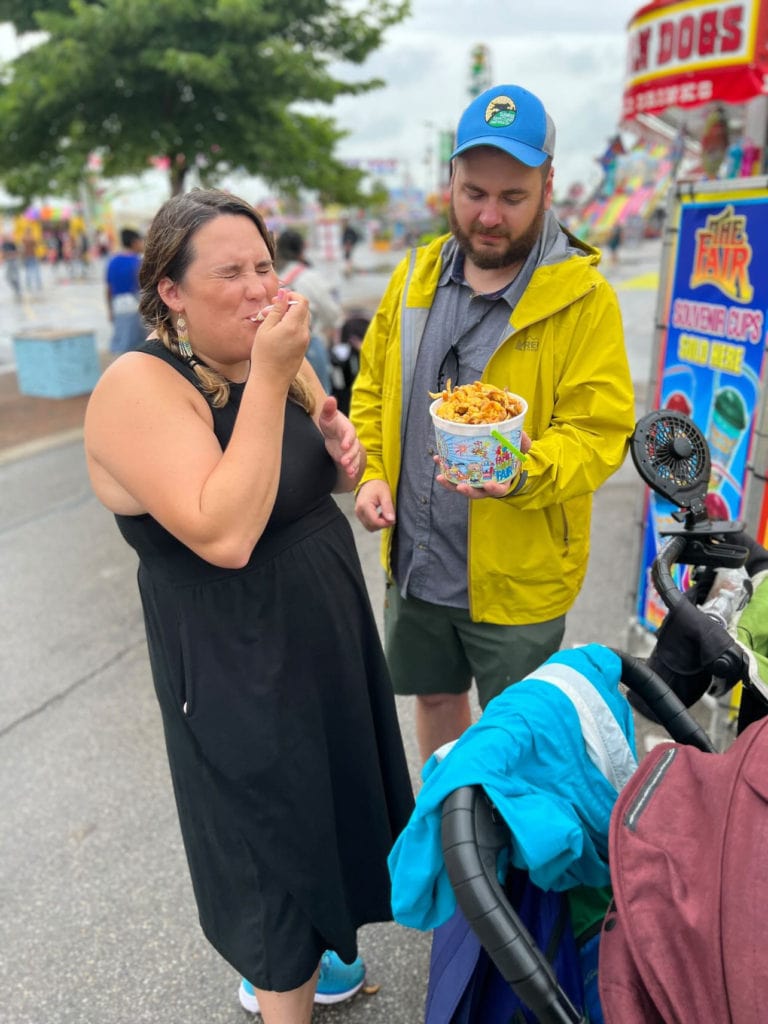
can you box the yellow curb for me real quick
[616,271,659,291]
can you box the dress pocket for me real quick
[178,618,197,717]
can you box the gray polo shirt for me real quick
[393,213,574,608]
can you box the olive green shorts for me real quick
[384,584,566,709]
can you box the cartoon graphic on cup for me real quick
[708,387,747,487]
[430,390,527,488]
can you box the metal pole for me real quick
[625,177,682,654]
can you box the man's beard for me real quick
[449,197,546,271]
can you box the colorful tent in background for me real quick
[20,200,77,225]
[13,200,98,260]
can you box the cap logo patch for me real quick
[485,96,517,128]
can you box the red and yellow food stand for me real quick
[623,0,768,632]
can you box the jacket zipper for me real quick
[561,505,569,552]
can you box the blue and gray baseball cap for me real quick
[451,84,556,167]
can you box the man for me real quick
[350,83,635,763]
[105,228,145,354]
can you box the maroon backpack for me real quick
[599,716,768,1023]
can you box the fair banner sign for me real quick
[623,0,768,119]
[636,190,768,631]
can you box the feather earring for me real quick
[177,316,193,360]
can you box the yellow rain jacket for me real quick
[350,232,635,625]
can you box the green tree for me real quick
[0,0,71,35]
[0,0,409,201]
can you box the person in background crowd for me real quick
[351,83,635,763]
[340,219,361,276]
[331,312,370,417]
[51,229,74,279]
[606,222,623,269]
[96,229,111,258]
[76,232,90,278]
[2,235,22,300]
[21,229,43,291]
[274,229,342,393]
[105,228,146,354]
[83,188,414,1024]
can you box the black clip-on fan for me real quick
[631,409,753,706]
[630,409,748,569]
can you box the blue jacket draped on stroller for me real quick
[388,644,637,1022]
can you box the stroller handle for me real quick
[612,649,716,753]
[441,785,585,1024]
[651,534,688,609]
[650,534,750,694]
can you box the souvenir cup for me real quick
[430,395,527,488]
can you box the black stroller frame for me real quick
[439,410,768,1024]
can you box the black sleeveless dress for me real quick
[115,341,414,990]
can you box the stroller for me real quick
[399,409,768,1023]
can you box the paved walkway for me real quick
[0,371,96,463]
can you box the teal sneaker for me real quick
[314,951,366,1005]
[239,951,366,1013]
[238,978,259,1014]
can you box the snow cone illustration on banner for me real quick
[709,386,747,486]
[665,391,692,417]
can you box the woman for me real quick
[84,189,414,1024]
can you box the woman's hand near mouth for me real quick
[248,289,310,384]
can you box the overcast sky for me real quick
[328,0,644,195]
[1,0,644,209]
